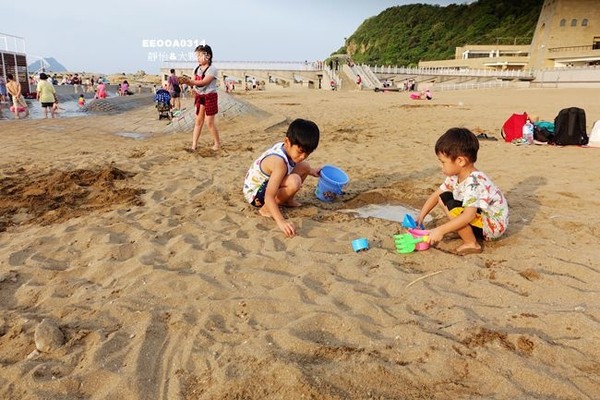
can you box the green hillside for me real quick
[337,0,544,66]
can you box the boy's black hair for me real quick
[286,118,320,153]
[435,127,479,163]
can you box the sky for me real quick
[2,0,473,75]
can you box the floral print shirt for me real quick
[439,171,509,239]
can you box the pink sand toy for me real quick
[407,228,431,251]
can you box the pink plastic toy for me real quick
[408,228,431,251]
[10,105,26,113]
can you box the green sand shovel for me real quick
[394,233,430,254]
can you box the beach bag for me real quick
[501,112,528,142]
[588,120,600,147]
[552,107,588,146]
[533,120,554,143]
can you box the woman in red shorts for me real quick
[184,44,221,152]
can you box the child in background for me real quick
[78,94,85,107]
[0,76,7,102]
[416,128,509,255]
[121,80,129,96]
[96,81,107,99]
[181,44,221,151]
[243,118,322,238]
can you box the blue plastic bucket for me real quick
[352,238,369,252]
[315,165,349,202]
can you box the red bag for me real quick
[501,112,528,142]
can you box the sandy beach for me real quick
[0,86,598,399]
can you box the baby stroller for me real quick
[154,89,172,120]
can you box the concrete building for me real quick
[419,0,600,71]
[529,0,600,69]
[419,44,531,70]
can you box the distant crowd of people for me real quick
[27,73,112,95]
[0,70,145,120]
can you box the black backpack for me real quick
[552,107,589,146]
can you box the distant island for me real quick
[27,57,68,73]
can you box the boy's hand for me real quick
[416,216,425,227]
[277,219,296,237]
[427,228,444,245]
[309,166,322,177]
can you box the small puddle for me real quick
[115,132,150,140]
[341,203,433,225]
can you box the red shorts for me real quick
[194,92,218,116]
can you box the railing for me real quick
[369,65,534,78]
[0,32,26,53]
[548,45,596,53]
[28,57,51,78]
[435,81,511,91]
[164,60,324,71]
[346,64,379,89]
[361,64,381,87]
[538,65,600,71]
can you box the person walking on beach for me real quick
[182,44,221,152]
[415,128,508,255]
[356,74,362,91]
[0,76,7,103]
[167,68,181,111]
[243,118,321,237]
[36,72,58,118]
[71,73,81,94]
[6,73,29,118]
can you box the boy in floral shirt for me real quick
[416,128,509,255]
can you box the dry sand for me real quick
[0,87,598,399]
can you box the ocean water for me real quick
[0,88,131,120]
[0,98,87,120]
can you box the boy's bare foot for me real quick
[283,199,302,207]
[455,243,482,256]
[259,206,272,218]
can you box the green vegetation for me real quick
[335,0,543,66]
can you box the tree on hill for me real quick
[336,0,544,66]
